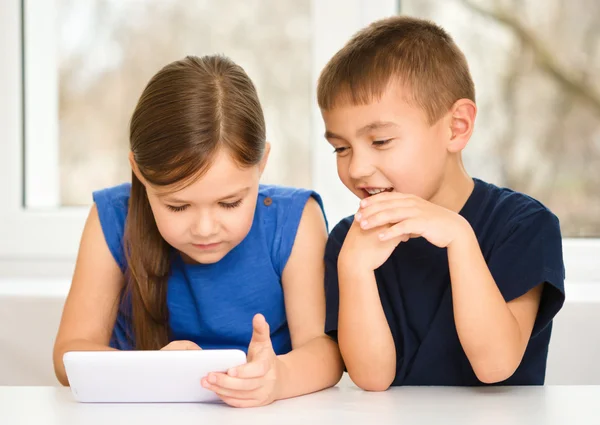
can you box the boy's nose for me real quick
[348,154,375,180]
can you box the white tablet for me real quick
[63,349,247,403]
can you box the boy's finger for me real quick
[360,191,413,207]
[359,206,419,230]
[379,219,423,241]
[356,198,417,222]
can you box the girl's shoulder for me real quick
[257,184,324,213]
[91,183,131,272]
[256,184,327,276]
[93,182,131,207]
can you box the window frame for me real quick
[1,0,598,283]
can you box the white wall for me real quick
[0,279,598,386]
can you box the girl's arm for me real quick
[201,197,343,407]
[53,205,123,385]
[275,197,344,398]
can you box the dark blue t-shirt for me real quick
[324,178,565,385]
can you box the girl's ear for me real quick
[259,142,271,177]
[129,151,145,184]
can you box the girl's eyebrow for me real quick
[217,187,251,201]
[160,187,251,204]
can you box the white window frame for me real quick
[1,0,598,284]
[0,0,87,272]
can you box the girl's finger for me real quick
[227,359,270,379]
[205,372,263,391]
[201,377,257,400]
[218,394,261,408]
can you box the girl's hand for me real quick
[160,340,202,350]
[202,314,282,408]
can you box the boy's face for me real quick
[321,84,454,203]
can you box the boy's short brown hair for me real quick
[317,16,475,124]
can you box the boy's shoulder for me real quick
[467,178,559,238]
[327,215,354,253]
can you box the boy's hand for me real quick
[201,314,282,408]
[356,192,471,249]
[339,217,409,272]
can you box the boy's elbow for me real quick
[472,360,518,384]
[349,370,394,392]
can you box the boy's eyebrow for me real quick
[324,121,400,141]
[356,121,400,137]
[324,130,345,141]
[160,187,251,203]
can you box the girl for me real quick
[53,55,343,407]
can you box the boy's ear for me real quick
[259,142,271,177]
[447,99,477,153]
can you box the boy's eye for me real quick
[166,204,189,212]
[220,199,242,209]
[372,139,392,147]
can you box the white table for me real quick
[2,385,599,425]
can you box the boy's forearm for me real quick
[337,264,396,391]
[53,339,117,386]
[275,335,343,400]
[447,226,525,383]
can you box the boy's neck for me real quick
[429,156,474,213]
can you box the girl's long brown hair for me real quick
[123,55,266,350]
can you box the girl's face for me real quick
[143,147,269,264]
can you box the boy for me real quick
[318,16,565,390]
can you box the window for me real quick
[0,0,397,273]
[400,0,600,238]
[27,0,314,207]
[1,0,597,283]
[399,0,600,282]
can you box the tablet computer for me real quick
[63,349,247,403]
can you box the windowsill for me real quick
[0,278,599,302]
[0,278,71,297]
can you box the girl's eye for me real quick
[333,147,349,155]
[220,199,242,209]
[373,139,392,147]
[166,204,189,212]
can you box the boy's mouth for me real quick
[362,187,394,197]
